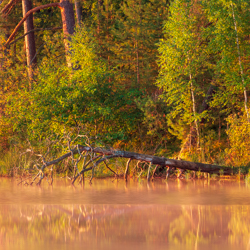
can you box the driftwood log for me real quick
[24,145,240,186]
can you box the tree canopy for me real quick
[0,0,250,168]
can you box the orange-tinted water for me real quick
[0,178,250,250]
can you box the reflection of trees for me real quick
[1,205,250,248]
[168,206,230,247]
[228,206,250,247]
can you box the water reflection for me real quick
[1,205,250,250]
[1,178,250,205]
[0,179,250,249]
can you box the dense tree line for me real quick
[0,0,249,167]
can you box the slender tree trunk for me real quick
[4,1,75,68]
[5,3,60,47]
[74,0,82,25]
[22,0,36,83]
[135,0,141,85]
[179,84,216,157]
[136,39,140,85]
[231,4,250,122]
[189,73,200,148]
[106,1,111,83]
[60,0,75,68]
[97,0,103,45]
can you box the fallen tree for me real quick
[18,142,243,186]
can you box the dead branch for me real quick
[9,27,62,46]
[17,175,32,185]
[166,166,170,179]
[30,172,41,185]
[71,155,102,184]
[34,145,237,176]
[124,158,131,181]
[1,0,19,15]
[151,165,158,180]
[4,3,60,47]
[89,155,120,184]
[147,162,152,182]
[20,141,243,186]
[103,160,118,177]
[5,2,15,16]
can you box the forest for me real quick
[0,0,250,178]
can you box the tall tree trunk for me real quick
[97,0,103,43]
[136,39,140,85]
[59,0,75,68]
[5,0,75,68]
[231,3,250,122]
[74,0,82,25]
[135,0,141,85]
[179,84,216,157]
[5,0,75,67]
[22,0,36,83]
[189,73,200,148]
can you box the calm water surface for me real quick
[1,178,250,250]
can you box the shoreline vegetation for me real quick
[1,0,250,179]
[0,136,249,186]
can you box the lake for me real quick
[0,177,250,250]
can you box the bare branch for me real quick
[151,165,158,180]
[29,43,44,65]
[4,3,61,47]
[9,27,62,46]
[1,0,20,15]
[147,162,152,182]
[5,2,15,16]
[33,145,235,175]
[89,155,120,183]
[72,155,102,184]
[17,175,32,185]
[103,160,118,177]
[124,158,131,181]
[30,172,40,185]
[21,140,242,186]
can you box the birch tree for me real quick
[202,0,250,121]
[157,0,210,150]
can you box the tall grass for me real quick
[0,148,19,176]
[0,147,34,176]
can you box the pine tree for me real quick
[22,0,36,82]
[110,0,168,91]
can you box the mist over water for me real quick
[0,178,250,250]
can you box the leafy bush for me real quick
[226,114,250,167]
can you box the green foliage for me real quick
[1,0,171,157]
[135,95,171,147]
[157,0,211,140]
[202,0,250,114]
[5,27,143,147]
[245,169,250,186]
[1,0,250,170]
[225,114,250,167]
[110,0,168,89]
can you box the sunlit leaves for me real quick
[202,0,250,113]
[157,0,210,138]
